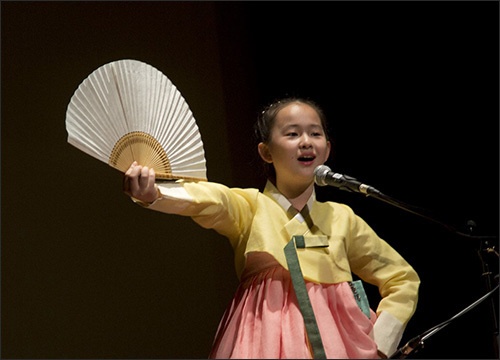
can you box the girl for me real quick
[123,97,420,359]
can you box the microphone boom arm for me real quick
[314,165,496,241]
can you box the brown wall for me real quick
[2,2,249,358]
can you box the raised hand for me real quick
[123,161,160,204]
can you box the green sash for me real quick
[284,235,327,359]
[284,235,371,359]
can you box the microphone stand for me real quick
[351,189,499,358]
[389,283,499,358]
[363,190,497,242]
[475,222,500,358]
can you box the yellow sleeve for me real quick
[145,180,258,248]
[343,204,420,326]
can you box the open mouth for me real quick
[298,155,316,163]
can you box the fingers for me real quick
[123,162,157,201]
[123,161,141,196]
[139,165,155,190]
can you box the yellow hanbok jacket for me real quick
[138,179,420,356]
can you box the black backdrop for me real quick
[2,1,499,359]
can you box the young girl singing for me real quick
[123,97,420,359]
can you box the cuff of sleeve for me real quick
[145,181,193,213]
[373,311,405,357]
[131,185,163,207]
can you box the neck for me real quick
[275,180,314,211]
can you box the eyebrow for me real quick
[281,124,324,131]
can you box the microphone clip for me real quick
[389,335,423,359]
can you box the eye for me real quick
[286,132,298,137]
[311,132,322,137]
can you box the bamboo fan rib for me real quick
[65,59,207,181]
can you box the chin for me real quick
[296,172,315,184]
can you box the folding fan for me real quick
[65,59,207,181]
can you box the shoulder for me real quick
[314,198,356,215]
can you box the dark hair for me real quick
[253,97,331,181]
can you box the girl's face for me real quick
[258,102,331,188]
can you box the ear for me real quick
[323,140,332,162]
[258,142,273,163]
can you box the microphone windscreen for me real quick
[314,165,331,186]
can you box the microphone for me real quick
[314,165,382,196]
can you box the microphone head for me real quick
[314,165,331,186]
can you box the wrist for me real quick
[131,185,161,207]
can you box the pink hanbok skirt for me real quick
[209,252,379,359]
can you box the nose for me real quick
[299,134,312,149]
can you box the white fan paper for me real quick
[65,59,207,181]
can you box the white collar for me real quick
[263,180,316,223]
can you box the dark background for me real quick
[2,1,499,359]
